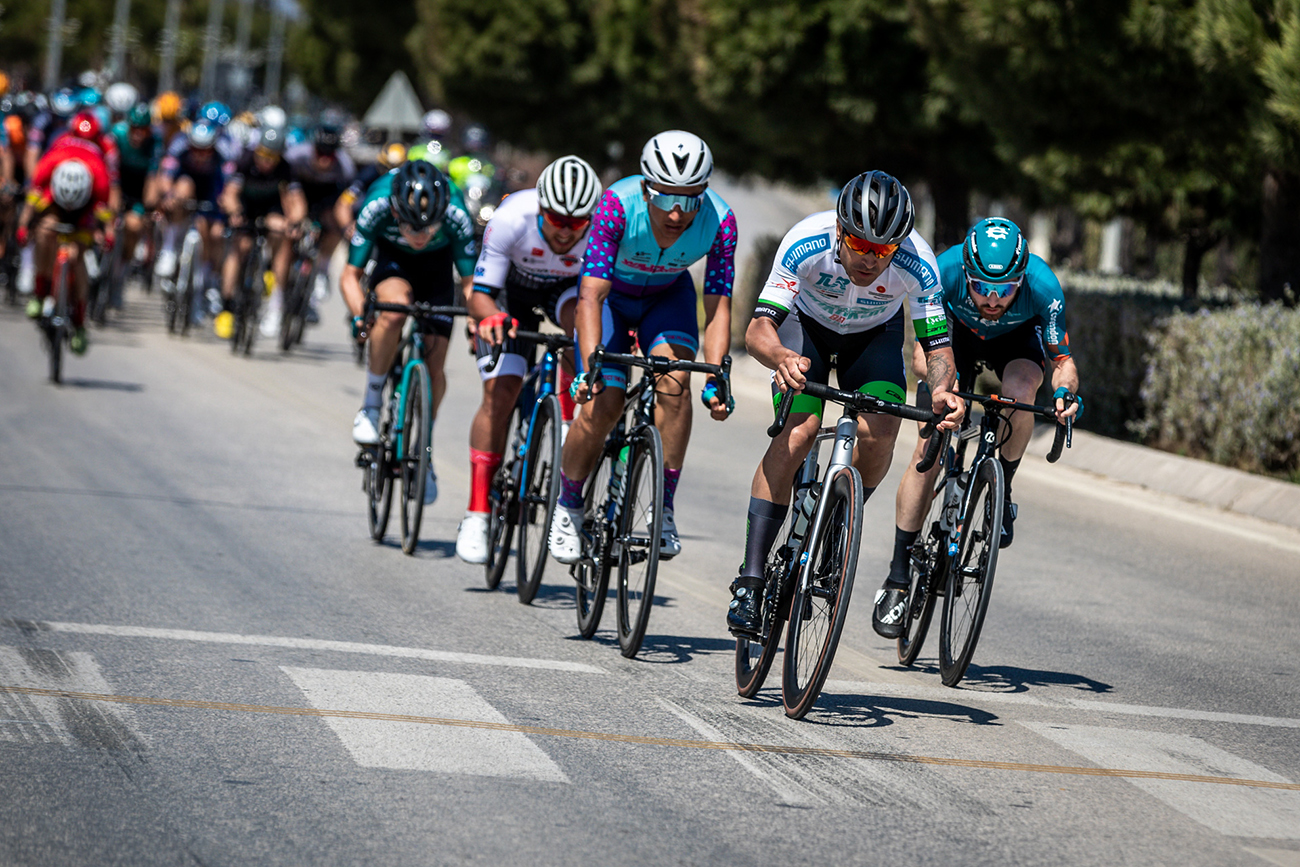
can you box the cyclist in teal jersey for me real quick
[111,103,162,277]
[341,160,477,506]
[873,217,1082,638]
[548,130,737,564]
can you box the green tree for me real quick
[289,0,420,113]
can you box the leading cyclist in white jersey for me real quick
[456,156,602,563]
[726,171,964,636]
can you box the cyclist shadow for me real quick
[588,631,735,665]
[61,378,145,392]
[400,538,457,558]
[895,661,1113,695]
[784,691,1002,728]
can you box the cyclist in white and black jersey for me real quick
[455,155,601,563]
[726,171,965,636]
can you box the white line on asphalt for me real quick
[1022,723,1300,839]
[821,680,1300,729]
[34,621,605,674]
[1244,848,1300,867]
[657,698,819,807]
[283,667,570,782]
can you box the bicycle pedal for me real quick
[354,447,376,468]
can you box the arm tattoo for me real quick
[926,353,956,393]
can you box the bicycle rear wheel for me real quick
[735,532,797,698]
[48,259,68,385]
[281,263,310,352]
[938,458,1003,686]
[484,405,521,590]
[574,447,615,639]
[399,363,433,555]
[615,427,664,658]
[898,434,952,667]
[177,238,196,337]
[782,466,862,719]
[516,394,561,604]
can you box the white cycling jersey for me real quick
[756,211,948,343]
[472,188,589,294]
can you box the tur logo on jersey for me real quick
[814,273,849,295]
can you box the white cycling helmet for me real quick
[422,109,452,136]
[51,159,93,210]
[257,104,287,131]
[640,130,713,187]
[537,155,602,218]
[104,82,138,114]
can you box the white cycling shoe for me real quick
[352,408,380,445]
[548,505,585,565]
[155,248,177,278]
[456,512,490,564]
[660,509,681,559]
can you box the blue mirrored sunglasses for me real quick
[645,187,703,213]
[967,276,1022,299]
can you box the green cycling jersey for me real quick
[347,171,477,276]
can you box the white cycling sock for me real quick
[363,370,386,411]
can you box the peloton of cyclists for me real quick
[725,170,965,636]
[870,216,1082,638]
[547,130,738,566]
[455,154,603,564]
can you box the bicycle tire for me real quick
[782,466,863,719]
[280,264,309,353]
[938,458,1003,686]
[365,445,394,542]
[516,394,562,604]
[48,259,68,385]
[735,523,798,698]
[399,363,433,555]
[574,447,615,639]
[90,242,116,325]
[484,404,521,590]
[898,434,952,667]
[177,237,196,337]
[615,427,664,658]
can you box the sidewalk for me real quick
[726,352,1300,533]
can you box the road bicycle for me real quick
[355,300,465,555]
[572,345,732,658]
[36,221,82,384]
[897,385,1072,686]
[735,381,938,719]
[279,222,319,353]
[482,329,574,604]
[228,220,273,356]
[157,201,215,336]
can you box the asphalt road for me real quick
[1,284,1298,867]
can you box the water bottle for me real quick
[791,484,817,539]
[609,445,630,520]
[938,472,967,534]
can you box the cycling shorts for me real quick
[951,319,1045,389]
[773,305,907,417]
[370,242,456,339]
[474,277,578,381]
[575,270,699,391]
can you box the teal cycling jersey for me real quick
[938,247,1071,357]
[348,171,477,276]
[580,175,737,297]
[111,121,162,200]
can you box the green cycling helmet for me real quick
[962,217,1029,283]
[127,102,152,128]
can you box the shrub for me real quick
[1135,304,1300,476]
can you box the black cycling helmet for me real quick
[390,160,450,228]
[313,123,340,154]
[836,170,915,246]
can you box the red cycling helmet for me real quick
[70,110,102,141]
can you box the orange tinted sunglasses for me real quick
[842,234,899,259]
[541,209,591,231]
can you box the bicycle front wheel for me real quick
[484,405,522,590]
[736,540,797,698]
[516,394,561,604]
[365,444,394,542]
[574,445,615,639]
[48,262,69,385]
[177,240,196,337]
[782,466,862,719]
[615,427,664,658]
[399,363,433,555]
[899,433,952,667]
[938,458,1003,686]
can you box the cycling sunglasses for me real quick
[967,276,1022,299]
[400,220,442,239]
[841,233,898,259]
[645,186,703,213]
[541,209,591,231]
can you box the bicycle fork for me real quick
[794,416,857,610]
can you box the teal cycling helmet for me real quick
[962,217,1029,283]
[127,102,152,128]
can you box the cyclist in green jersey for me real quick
[110,103,162,277]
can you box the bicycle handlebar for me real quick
[483,328,576,373]
[936,390,1073,465]
[367,301,467,319]
[768,380,939,438]
[587,344,732,411]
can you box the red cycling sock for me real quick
[468,448,503,514]
[34,274,51,300]
[558,367,576,422]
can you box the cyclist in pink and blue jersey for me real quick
[548,130,737,564]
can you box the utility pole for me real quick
[264,3,286,103]
[158,0,183,93]
[229,0,254,99]
[43,0,67,91]
[200,0,226,101]
[108,0,132,79]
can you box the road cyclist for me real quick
[456,154,602,566]
[342,159,478,511]
[104,101,162,309]
[548,130,738,571]
[725,170,965,642]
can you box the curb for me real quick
[726,353,1300,533]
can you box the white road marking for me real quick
[282,666,569,783]
[822,680,1300,729]
[1022,723,1300,838]
[1244,848,1300,867]
[31,621,604,674]
[0,646,141,748]
[657,698,819,806]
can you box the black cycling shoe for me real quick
[1000,502,1018,549]
[872,582,910,639]
[726,576,764,637]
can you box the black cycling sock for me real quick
[999,455,1022,498]
[740,497,789,581]
[862,485,876,503]
[887,526,920,586]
